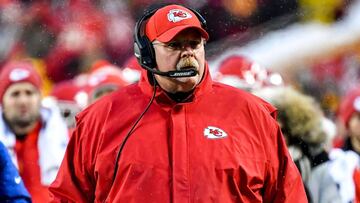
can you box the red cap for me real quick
[0,61,42,102]
[338,86,360,128]
[86,60,128,100]
[145,4,209,42]
[216,55,268,91]
[50,80,82,102]
[218,55,253,76]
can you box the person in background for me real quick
[85,60,129,104]
[50,60,129,130]
[49,4,306,202]
[254,86,341,203]
[214,54,284,92]
[214,55,268,91]
[50,79,86,130]
[0,141,31,202]
[0,60,68,203]
[329,85,360,202]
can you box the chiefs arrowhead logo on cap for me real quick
[204,126,228,139]
[9,68,30,82]
[167,9,192,23]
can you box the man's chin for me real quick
[174,80,198,92]
[12,116,38,128]
[173,75,201,87]
[14,121,33,128]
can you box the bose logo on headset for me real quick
[133,4,208,78]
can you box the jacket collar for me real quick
[138,62,213,106]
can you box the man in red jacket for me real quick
[49,4,307,202]
[0,60,69,203]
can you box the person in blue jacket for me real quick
[0,141,31,202]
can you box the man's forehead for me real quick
[5,82,39,92]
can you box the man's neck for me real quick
[166,90,194,103]
[350,136,360,154]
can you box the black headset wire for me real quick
[111,73,157,184]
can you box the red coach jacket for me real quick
[49,63,307,203]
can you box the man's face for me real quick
[349,112,360,139]
[152,28,206,93]
[2,82,41,128]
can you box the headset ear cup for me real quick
[135,35,156,69]
[134,8,158,70]
[145,36,156,68]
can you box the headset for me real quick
[133,4,208,78]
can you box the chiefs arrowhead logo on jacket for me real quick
[204,126,227,139]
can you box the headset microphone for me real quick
[134,44,198,78]
[140,63,198,78]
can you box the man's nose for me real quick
[180,45,195,57]
[17,93,30,103]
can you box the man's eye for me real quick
[167,42,181,49]
[26,90,35,96]
[189,41,201,48]
[11,92,20,97]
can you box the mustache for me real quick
[176,57,199,70]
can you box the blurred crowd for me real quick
[1,0,360,202]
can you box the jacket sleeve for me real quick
[0,141,32,203]
[48,117,95,203]
[263,123,308,203]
